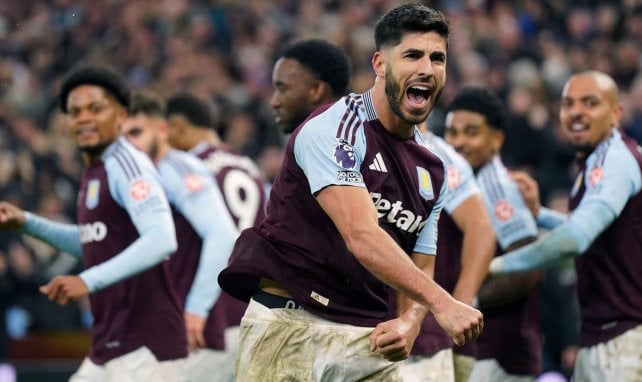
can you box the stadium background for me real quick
[0,0,640,380]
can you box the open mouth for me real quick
[570,122,589,132]
[406,85,431,107]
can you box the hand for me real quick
[488,257,504,274]
[368,314,421,362]
[432,297,483,346]
[39,275,89,306]
[0,202,26,230]
[184,312,207,351]
[509,171,541,217]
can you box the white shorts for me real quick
[453,353,475,382]
[69,346,184,382]
[184,326,240,382]
[400,348,455,382]
[468,359,534,382]
[573,324,642,382]
[236,298,402,382]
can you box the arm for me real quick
[41,141,178,305]
[0,202,82,257]
[477,237,543,310]
[316,185,482,349]
[490,202,608,274]
[491,142,642,274]
[177,176,239,349]
[449,195,496,305]
[372,253,434,362]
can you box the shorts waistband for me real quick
[253,290,303,310]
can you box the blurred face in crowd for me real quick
[65,85,126,158]
[559,72,623,157]
[270,57,322,134]
[120,113,165,162]
[374,31,447,128]
[444,110,503,172]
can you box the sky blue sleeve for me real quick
[22,212,82,257]
[294,112,367,194]
[478,160,538,250]
[413,167,448,255]
[536,207,567,230]
[79,140,177,292]
[159,152,239,317]
[496,144,642,273]
[442,159,480,214]
[428,135,481,214]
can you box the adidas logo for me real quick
[369,152,388,173]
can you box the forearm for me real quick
[23,212,82,257]
[536,207,567,230]
[347,227,449,313]
[477,270,543,310]
[491,223,590,274]
[452,221,495,304]
[80,224,177,292]
[185,227,236,317]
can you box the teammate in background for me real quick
[164,92,268,377]
[165,93,267,231]
[120,92,239,382]
[398,125,496,382]
[444,87,543,381]
[490,71,642,381]
[219,5,483,381]
[0,65,187,381]
[270,38,351,134]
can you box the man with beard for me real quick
[0,65,186,381]
[490,71,642,381]
[218,4,483,381]
[270,38,351,134]
[120,92,239,382]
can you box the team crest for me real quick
[333,139,357,169]
[417,167,434,201]
[130,180,151,201]
[85,179,100,209]
[588,167,603,187]
[447,166,461,190]
[570,172,583,197]
[184,173,204,192]
[494,200,514,222]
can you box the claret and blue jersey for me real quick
[220,90,448,327]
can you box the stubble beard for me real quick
[384,69,442,126]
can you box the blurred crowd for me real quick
[0,0,641,376]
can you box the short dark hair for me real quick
[280,39,351,97]
[446,87,507,131]
[165,92,216,128]
[129,91,165,117]
[374,4,449,50]
[58,64,130,113]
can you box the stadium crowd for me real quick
[0,0,641,380]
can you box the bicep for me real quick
[450,194,490,233]
[315,185,378,239]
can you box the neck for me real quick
[189,129,221,149]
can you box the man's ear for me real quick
[372,51,386,79]
[309,80,331,105]
[492,129,505,153]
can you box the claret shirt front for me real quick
[220,90,447,327]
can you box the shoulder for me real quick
[103,138,156,179]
